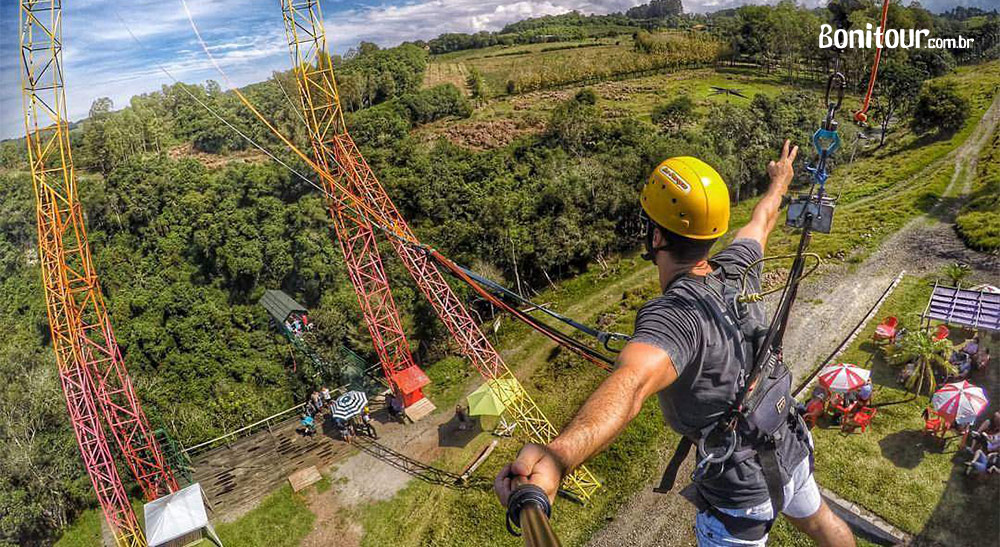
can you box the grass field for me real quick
[807,270,1000,544]
[425,32,721,96]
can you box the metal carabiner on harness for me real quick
[692,427,737,482]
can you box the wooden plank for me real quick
[288,465,322,492]
[404,397,436,422]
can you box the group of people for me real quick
[949,336,990,381]
[284,313,312,337]
[298,387,377,442]
[802,380,875,429]
[965,411,1000,476]
[298,386,333,437]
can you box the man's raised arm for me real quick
[734,139,798,251]
[494,342,678,505]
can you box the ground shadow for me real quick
[879,429,931,469]
[913,461,1000,546]
[437,414,480,448]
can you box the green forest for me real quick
[1,0,998,545]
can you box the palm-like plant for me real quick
[944,262,971,286]
[890,329,956,395]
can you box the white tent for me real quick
[144,483,222,547]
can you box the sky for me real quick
[0,0,993,140]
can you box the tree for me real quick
[870,60,923,147]
[911,80,969,135]
[891,329,956,395]
[466,68,488,104]
[626,0,683,19]
[651,96,697,132]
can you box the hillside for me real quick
[1,1,999,546]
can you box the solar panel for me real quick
[926,285,1000,331]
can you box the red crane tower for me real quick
[279,0,600,500]
[19,1,177,545]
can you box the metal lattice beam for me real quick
[281,0,428,405]
[279,0,600,501]
[20,1,176,544]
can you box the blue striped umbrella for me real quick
[331,390,367,420]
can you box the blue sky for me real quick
[0,0,993,140]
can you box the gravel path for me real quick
[587,92,999,547]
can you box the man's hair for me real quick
[656,224,717,264]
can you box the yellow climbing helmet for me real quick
[640,156,730,240]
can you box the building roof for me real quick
[926,285,1000,332]
[260,290,308,325]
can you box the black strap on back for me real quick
[757,442,786,514]
[654,437,692,493]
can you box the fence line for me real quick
[180,403,306,458]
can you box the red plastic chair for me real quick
[932,324,950,342]
[804,398,825,429]
[874,316,898,343]
[924,416,948,438]
[843,407,877,433]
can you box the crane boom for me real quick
[279,0,600,500]
[280,0,429,406]
[20,1,176,544]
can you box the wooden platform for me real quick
[288,465,322,492]
[404,397,437,423]
[189,416,353,520]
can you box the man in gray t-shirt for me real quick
[496,142,854,546]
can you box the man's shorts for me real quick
[694,456,822,546]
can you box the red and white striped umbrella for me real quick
[817,363,871,393]
[932,381,989,426]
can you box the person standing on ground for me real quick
[495,142,854,546]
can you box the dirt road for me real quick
[587,92,999,547]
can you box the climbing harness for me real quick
[855,0,894,124]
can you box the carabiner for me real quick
[824,72,846,115]
[692,428,737,481]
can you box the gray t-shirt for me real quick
[632,238,809,509]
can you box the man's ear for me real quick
[651,226,666,248]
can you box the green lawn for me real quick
[806,271,1000,544]
[211,486,314,547]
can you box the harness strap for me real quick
[653,437,693,494]
[757,443,786,515]
[681,483,774,542]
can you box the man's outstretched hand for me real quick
[766,139,799,190]
[494,443,566,507]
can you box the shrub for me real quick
[399,84,473,124]
[911,80,969,135]
[651,96,697,131]
[574,88,598,105]
[346,103,411,148]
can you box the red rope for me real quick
[855,0,892,124]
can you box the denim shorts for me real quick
[694,456,822,546]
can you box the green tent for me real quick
[466,379,524,417]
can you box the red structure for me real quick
[282,3,429,406]
[20,1,176,544]
[278,0,600,499]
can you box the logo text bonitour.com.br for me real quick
[819,23,975,50]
